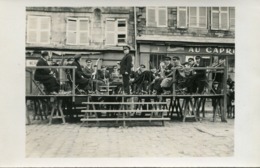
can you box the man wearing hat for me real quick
[120,45,133,94]
[97,65,110,84]
[71,54,92,93]
[34,51,60,94]
[160,56,174,94]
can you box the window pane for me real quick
[221,13,228,29]
[28,17,37,29]
[221,7,228,11]
[190,7,196,16]
[158,8,167,26]
[67,32,76,44]
[79,32,88,44]
[179,10,187,27]
[147,8,156,26]
[212,13,219,29]
[68,19,77,31]
[40,17,50,30]
[199,7,206,16]
[199,17,207,27]
[118,34,126,38]
[212,7,219,11]
[28,31,37,42]
[118,20,126,27]
[79,20,88,31]
[118,39,126,43]
[40,31,49,43]
[106,20,115,31]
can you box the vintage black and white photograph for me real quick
[24,6,236,158]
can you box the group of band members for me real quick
[34,46,234,96]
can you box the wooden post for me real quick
[72,68,75,102]
[222,59,228,122]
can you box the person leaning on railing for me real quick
[34,51,60,95]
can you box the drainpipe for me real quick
[134,6,138,70]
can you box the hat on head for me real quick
[164,56,171,61]
[41,51,49,57]
[101,65,106,68]
[74,54,81,60]
[195,55,202,59]
[140,64,146,68]
[188,58,194,61]
[172,56,180,60]
[213,81,219,85]
[67,57,74,62]
[123,45,131,51]
[86,59,92,63]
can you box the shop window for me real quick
[177,7,188,28]
[105,18,127,45]
[27,15,51,44]
[229,7,235,30]
[189,7,207,28]
[66,18,89,45]
[150,54,166,69]
[211,7,229,30]
[146,7,167,27]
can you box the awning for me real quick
[136,35,234,44]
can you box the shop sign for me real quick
[186,47,235,55]
[26,60,38,67]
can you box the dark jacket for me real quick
[120,54,132,75]
[71,60,91,80]
[34,57,51,81]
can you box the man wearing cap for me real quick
[97,65,110,84]
[71,54,92,93]
[160,56,174,94]
[120,45,133,94]
[34,51,60,94]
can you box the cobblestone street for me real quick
[26,113,234,158]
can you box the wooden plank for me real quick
[82,102,168,105]
[81,110,168,113]
[81,118,171,121]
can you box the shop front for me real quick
[138,43,235,80]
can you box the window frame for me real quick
[105,18,128,46]
[211,7,230,30]
[146,6,168,27]
[189,7,207,28]
[229,7,235,30]
[26,15,51,44]
[66,17,90,45]
[177,7,188,29]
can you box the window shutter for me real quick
[39,17,50,43]
[117,19,127,44]
[105,19,116,45]
[211,7,220,30]
[147,7,156,27]
[79,19,89,44]
[189,7,197,27]
[67,19,77,44]
[220,7,229,30]
[177,7,187,28]
[229,7,235,29]
[199,7,207,28]
[158,7,167,27]
[27,16,38,43]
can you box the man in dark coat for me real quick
[120,45,133,94]
[71,54,92,93]
[34,51,60,94]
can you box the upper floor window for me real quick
[66,18,89,45]
[211,7,229,30]
[27,15,51,44]
[229,7,235,30]
[105,18,127,45]
[189,7,207,28]
[177,7,188,28]
[146,7,167,27]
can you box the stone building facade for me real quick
[25,7,135,68]
[135,7,235,79]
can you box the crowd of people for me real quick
[33,47,235,98]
